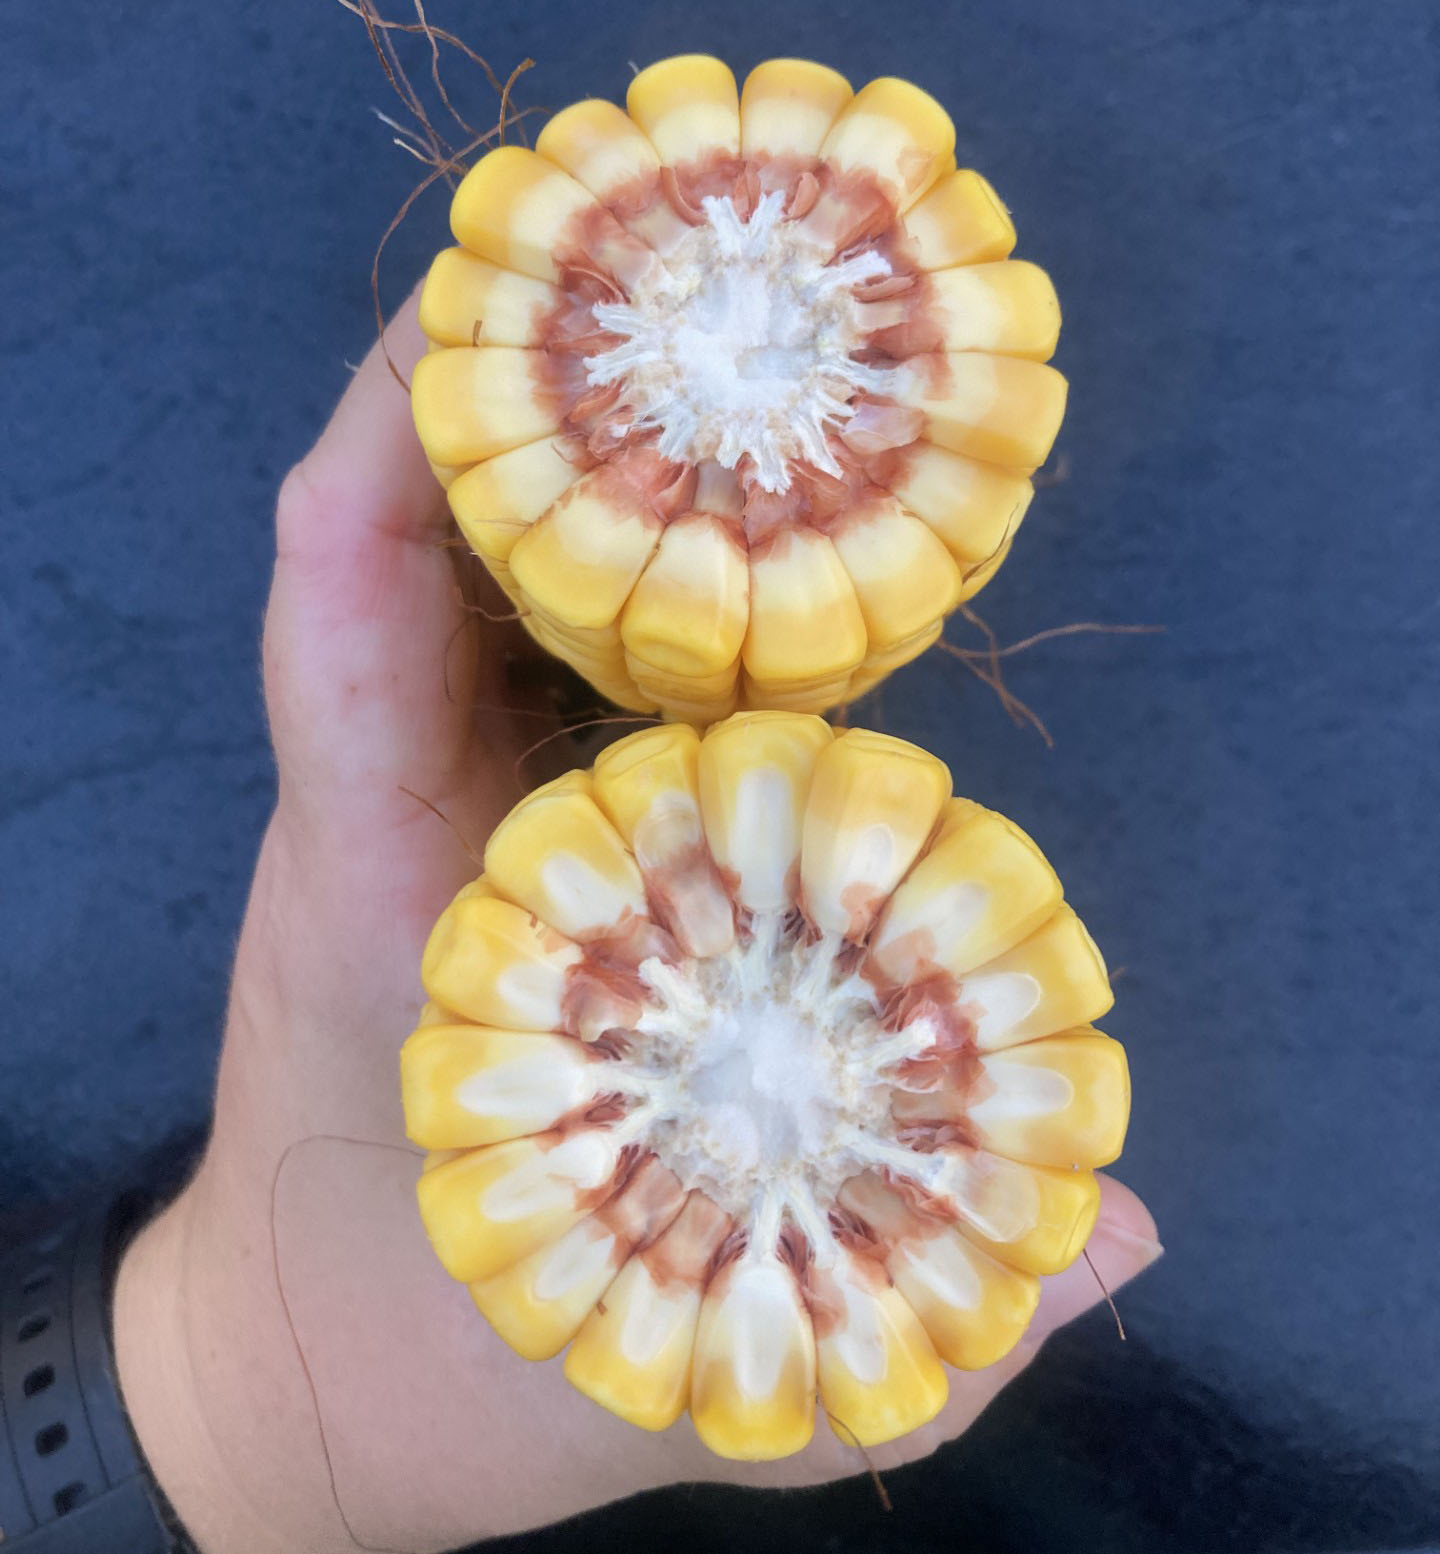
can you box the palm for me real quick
[191,293,1160,1551]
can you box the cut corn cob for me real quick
[402,715,1130,1460]
[412,56,1068,719]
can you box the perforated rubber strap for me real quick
[0,1193,195,1551]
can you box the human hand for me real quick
[113,291,1162,1554]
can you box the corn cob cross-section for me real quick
[412,56,1065,721]
[403,715,1129,1459]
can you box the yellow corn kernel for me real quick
[800,728,952,940]
[591,723,702,841]
[471,1216,622,1362]
[625,666,739,728]
[565,1192,731,1431]
[924,261,1061,361]
[415,1129,625,1284]
[867,800,1063,985]
[508,468,664,633]
[621,659,740,703]
[400,1025,603,1150]
[812,1250,948,1446]
[896,1237,1039,1368]
[469,1156,684,1361]
[839,1174,1040,1369]
[927,1149,1102,1276]
[900,169,1017,270]
[444,435,586,568]
[624,657,738,708]
[897,352,1069,473]
[415,999,459,1028]
[739,59,853,159]
[742,529,869,690]
[827,495,964,652]
[690,1243,817,1460]
[626,55,741,165]
[410,347,561,468]
[956,534,1015,602]
[536,97,662,203]
[522,610,629,673]
[450,145,599,284]
[818,76,956,212]
[483,773,648,941]
[892,1029,1130,1169]
[619,513,750,680]
[534,93,699,258]
[420,894,582,1030]
[429,461,469,491]
[956,903,1114,1050]
[841,622,945,701]
[736,677,849,717]
[882,442,1033,568]
[697,711,834,913]
[451,877,499,903]
[521,613,661,714]
[591,725,735,958]
[418,247,563,349]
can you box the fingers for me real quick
[710,1172,1160,1490]
[861,1173,1160,1472]
[1023,1172,1162,1346]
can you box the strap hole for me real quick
[35,1421,68,1457]
[54,1480,87,1515]
[17,1312,52,1343]
[21,1269,54,1297]
[23,1364,56,1398]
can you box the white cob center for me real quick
[584,191,898,494]
[623,916,912,1228]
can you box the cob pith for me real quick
[412,56,1065,720]
[402,714,1128,1459]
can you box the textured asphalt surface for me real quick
[3,3,1438,1550]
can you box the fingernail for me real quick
[1097,1219,1165,1268]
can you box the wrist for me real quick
[112,1173,354,1554]
[0,1193,190,1550]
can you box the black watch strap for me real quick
[1,1192,196,1551]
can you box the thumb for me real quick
[1023,1173,1163,1350]
[262,289,514,838]
[890,1171,1162,1467]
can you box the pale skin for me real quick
[113,289,1163,1554]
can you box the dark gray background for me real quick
[3,2,1438,1550]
